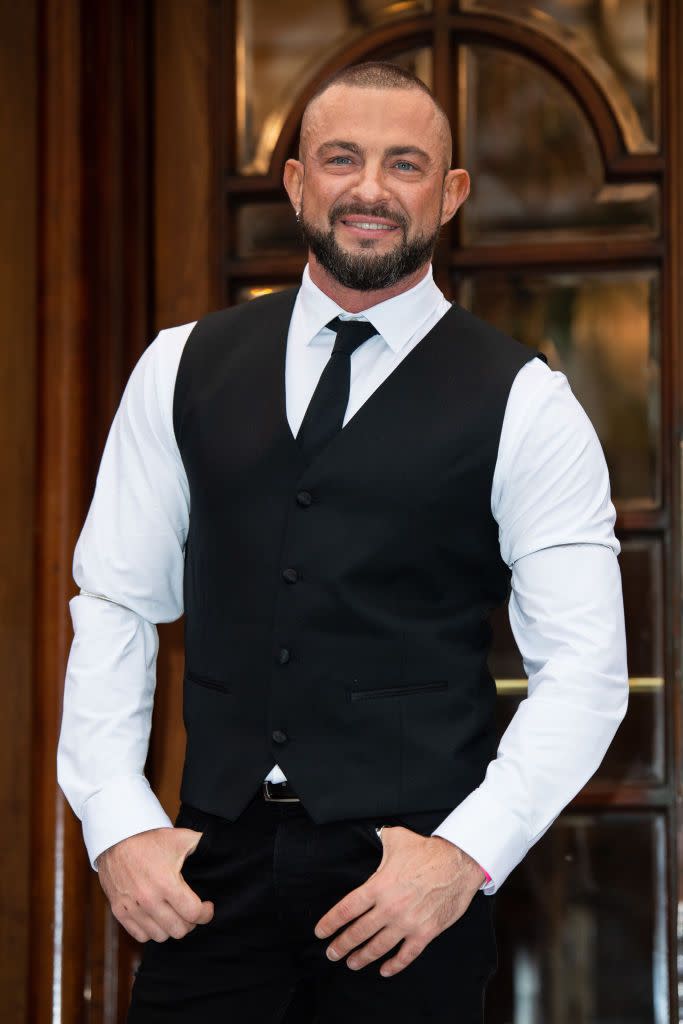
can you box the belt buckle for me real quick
[263,781,300,803]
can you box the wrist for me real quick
[430,834,489,886]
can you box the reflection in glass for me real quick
[487,813,667,1023]
[459,45,659,244]
[234,284,294,305]
[460,271,660,506]
[237,0,432,172]
[462,0,659,148]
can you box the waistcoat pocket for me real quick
[186,669,232,694]
[347,680,448,702]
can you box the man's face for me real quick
[284,85,469,291]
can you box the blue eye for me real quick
[329,156,353,164]
[395,161,417,171]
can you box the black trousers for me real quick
[126,786,498,1022]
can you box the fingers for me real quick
[377,929,434,977]
[164,828,216,926]
[166,873,215,927]
[346,926,408,972]
[324,906,385,961]
[110,880,213,943]
[327,914,435,977]
[315,826,465,977]
[322,904,435,976]
[314,880,377,940]
[98,825,216,943]
[118,899,204,944]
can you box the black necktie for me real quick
[296,316,377,461]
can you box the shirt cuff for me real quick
[81,775,174,871]
[430,784,529,895]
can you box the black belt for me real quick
[262,779,301,803]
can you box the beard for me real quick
[297,199,442,291]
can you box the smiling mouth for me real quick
[339,218,400,233]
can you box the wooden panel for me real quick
[124,10,223,1004]
[31,2,90,1022]
[0,3,36,1021]
[661,1,683,1017]
[149,0,216,835]
[31,2,157,1021]
[79,4,156,1019]
[153,0,217,329]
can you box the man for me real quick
[57,61,628,1021]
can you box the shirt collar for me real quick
[297,262,445,354]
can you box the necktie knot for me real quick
[296,318,378,462]
[326,316,377,356]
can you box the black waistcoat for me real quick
[172,287,544,824]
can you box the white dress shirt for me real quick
[57,263,629,893]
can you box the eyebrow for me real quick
[317,140,432,164]
[384,145,431,164]
[317,141,362,156]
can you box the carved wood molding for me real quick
[224,8,659,192]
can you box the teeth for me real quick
[347,221,393,230]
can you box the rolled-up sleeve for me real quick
[57,322,195,870]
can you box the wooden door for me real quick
[31,1,683,1021]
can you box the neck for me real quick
[307,254,431,313]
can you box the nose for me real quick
[348,161,392,207]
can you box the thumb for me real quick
[171,871,215,925]
[172,827,204,863]
[169,830,215,925]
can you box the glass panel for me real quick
[487,813,668,1023]
[490,539,665,785]
[462,0,659,149]
[236,203,302,259]
[459,45,659,244]
[237,0,432,172]
[459,270,661,507]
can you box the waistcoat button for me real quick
[282,567,299,583]
[296,490,312,507]
[272,729,288,744]
[278,647,291,665]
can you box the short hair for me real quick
[299,61,452,169]
[308,60,439,107]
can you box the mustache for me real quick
[328,203,409,232]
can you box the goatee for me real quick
[297,201,441,292]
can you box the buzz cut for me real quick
[299,60,453,170]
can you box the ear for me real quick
[283,158,304,215]
[440,168,470,226]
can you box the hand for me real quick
[313,825,485,977]
[96,826,215,943]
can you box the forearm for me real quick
[57,593,173,870]
[431,544,629,892]
[56,328,192,869]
